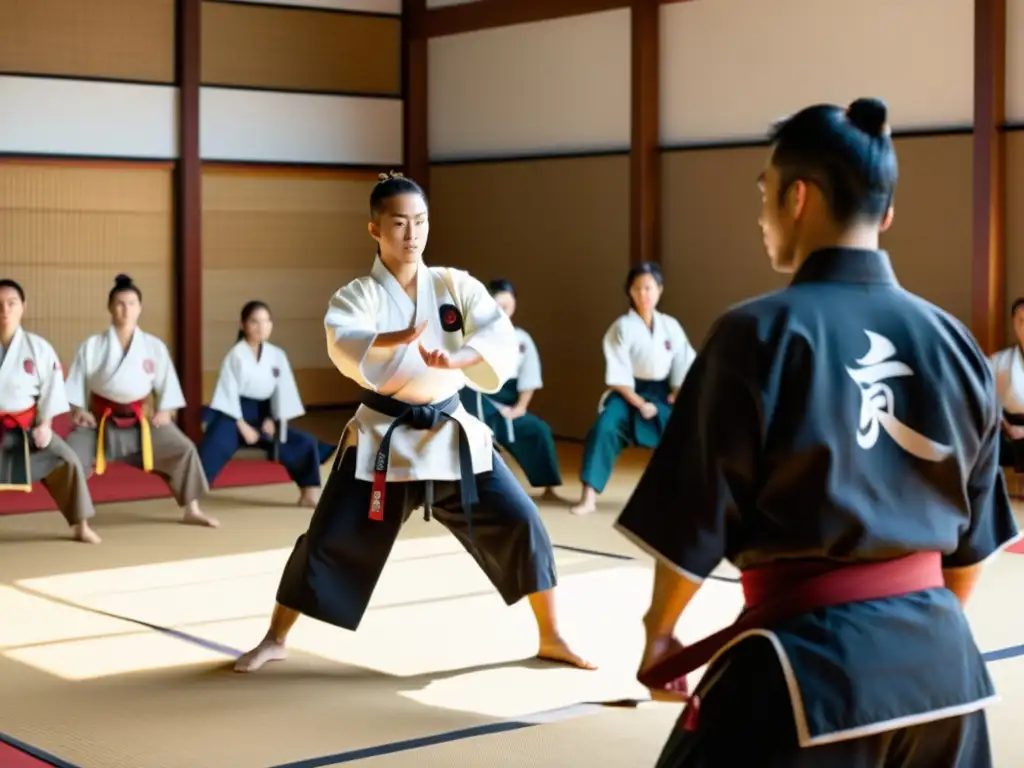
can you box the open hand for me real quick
[72,408,97,429]
[239,422,261,445]
[151,410,172,428]
[31,424,53,449]
[419,344,454,369]
[639,402,658,420]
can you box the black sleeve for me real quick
[943,386,1021,568]
[614,313,763,582]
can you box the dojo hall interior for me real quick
[2,0,1024,766]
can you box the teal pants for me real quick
[460,382,563,489]
[579,379,672,494]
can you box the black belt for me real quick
[361,389,478,531]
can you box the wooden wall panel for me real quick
[659,135,974,347]
[0,163,175,365]
[201,1,401,95]
[201,167,379,405]
[428,155,630,440]
[0,0,175,83]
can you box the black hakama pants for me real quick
[275,447,558,631]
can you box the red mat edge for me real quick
[0,736,69,767]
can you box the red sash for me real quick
[89,395,153,474]
[638,551,945,691]
[0,405,36,433]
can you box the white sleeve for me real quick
[34,339,70,422]
[324,280,391,389]
[516,331,543,392]
[450,269,518,394]
[669,320,698,390]
[64,341,90,409]
[208,352,244,420]
[271,349,306,423]
[603,319,635,388]
[151,338,187,412]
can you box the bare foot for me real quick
[181,502,219,528]
[570,486,597,516]
[539,488,561,503]
[639,635,688,702]
[72,522,102,544]
[234,638,288,672]
[297,487,319,508]
[537,635,598,670]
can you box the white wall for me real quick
[200,88,402,164]
[0,76,178,158]
[660,0,975,145]
[427,9,631,160]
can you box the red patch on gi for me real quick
[665,340,672,351]
[272,367,280,378]
[143,359,155,374]
[23,359,34,375]
[439,303,463,333]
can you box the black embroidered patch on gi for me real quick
[439,304,463,333]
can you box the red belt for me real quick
[0,405,36,434]
[90,394,152,475]
[638,551,945,690]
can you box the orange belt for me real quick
[0,405,36,492]
[90,395,153,475]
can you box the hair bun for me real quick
[847,98,889,137]
[113,273,133,288]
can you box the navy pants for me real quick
[199,398,333,488]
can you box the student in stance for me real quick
[989,297,1024,476]
[199,300,336,506]
[460,278,562,499]
[234,173,593,673]
[65,274,218,528]
[571,262,697,515]
[618,98,1018,767]
[0,279,100,543]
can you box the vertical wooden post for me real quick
[175,0,203,441]
[403,0,430,194]
[630,0,660,265]
[971,0,1006,353]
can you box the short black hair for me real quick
[370,171,427,220]
[108,273,142,305]
[1012,297,1024,317]
[237,300,271,342]
[0,279,25,301]
[487,278,516,298]
[767,97,897,226]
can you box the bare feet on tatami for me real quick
[569,486,597,516]
[234,637,287,672]
[72,522,102,544]
[537,635,598,670]
[181,501,219,528]
[297,488,319,508]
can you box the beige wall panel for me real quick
[659,135,973,348]
[225,0,400,13]
[201,168,378,405]
[0,163,174,365]
[1005,131,1024,344]
[661,0,973,144]
[428,155,629,440]
[0,0,174,83]
[428,10,630,160]
[1007,0,1024,122]
[202,2,400,95]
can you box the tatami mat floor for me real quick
[1,432,1023,767]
